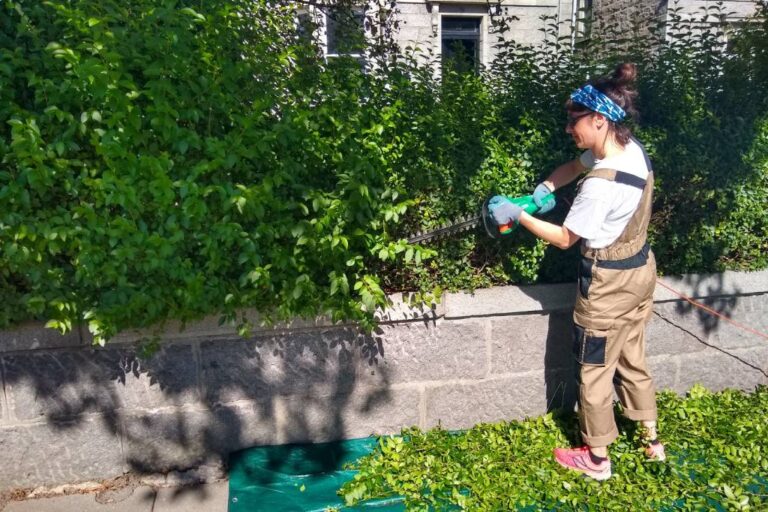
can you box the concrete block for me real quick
[119,402,279,474]
[650,297,768,353]
[120,409,214,474]
[646,356,679,394]
[202,320,486,405]
[200,328,361,404]
[0,322,81,353]
[674,348,768,394]
[374,292,444,323]
[205,401,281,455]
[2,345,199,422]
[737,346,768,375]
[104,291,440,346]
[370,319,487,384]
[3,349,123,422]
[445,283,575,318]
[111,344,200,411]
[0,366,5,423]
[543,367,578,413]
[277,385,421,444]
[655,270,768,302]
[647,304,709,357]
[0,416,125,491]
[104,311,334,346]
[490,312,574,375]
[120,403,279,474]
[424,373,550,430]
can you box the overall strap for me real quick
[580,168,655,262]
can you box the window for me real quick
[574,0,593,44]
[441,17,481,73]
[723,19,752,53]
[325,8,366,57]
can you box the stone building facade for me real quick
[589,0,759,42]
[317,0,760,69]
[317,0,580,69]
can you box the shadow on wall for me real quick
[660,271,740,335]
[542,311,578,415]
[0,325,398,492]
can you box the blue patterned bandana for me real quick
[570,84,626,122]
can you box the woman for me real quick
[491,63,665,481]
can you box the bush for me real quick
[339,385,768,511]
[0,0,431,340]
[1,0,767,341]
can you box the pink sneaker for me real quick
[645,440,666,461]
[553,446,611,481]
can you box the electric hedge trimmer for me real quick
[406,192,555,244]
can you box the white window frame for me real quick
[573,0,593,45]
[320,6,368,61]
[438,11,489,72]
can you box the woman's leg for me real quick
[613,296,658,425]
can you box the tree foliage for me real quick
[1,0,767,342]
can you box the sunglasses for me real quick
[566,111,593,128]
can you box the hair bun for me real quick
[612,63,637,86]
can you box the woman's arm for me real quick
[518,212,581,250]
[542,159,587,191]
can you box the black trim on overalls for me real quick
[596,242,651,270]
[613,172,647,190]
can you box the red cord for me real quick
[656,280,768,341]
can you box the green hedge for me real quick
[339,385,768,511]
[1,0,767,341]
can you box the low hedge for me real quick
[339,385,768,511]
[1,1,767,341]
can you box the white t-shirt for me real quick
[563,139,650,249]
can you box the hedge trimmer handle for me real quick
[483,192,555,239]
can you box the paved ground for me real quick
[3,480,230,512]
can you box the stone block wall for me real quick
[392,0,574,68]
[1,270,767,492]
[591,0,662,35]
[591,0,759,41]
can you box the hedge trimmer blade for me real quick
[406,214,482,244]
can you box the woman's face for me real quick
[565,110,600,149]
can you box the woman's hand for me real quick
[489,196,524,225]
[533,182,556,214]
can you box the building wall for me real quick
[590,0,663,39]
[590,0,759,41]
[1,270,767,492]
[666,0,758,20]
[368,0,575,68]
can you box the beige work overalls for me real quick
[572,163,657,448]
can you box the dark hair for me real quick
[566,62,639,146]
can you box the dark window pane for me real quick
[327,10,365,54]
[442,17,481,36]
[442,17,480,73]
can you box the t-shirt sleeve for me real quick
[563,179,613,241]
[579,150,596,169]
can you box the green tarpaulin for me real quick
[228,437,405,512]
